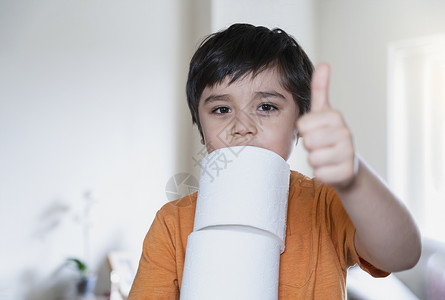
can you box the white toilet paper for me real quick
[180,146,290,299]
[193,146,290,245]
[180,229,281,300]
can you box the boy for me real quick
[128,23,421,299]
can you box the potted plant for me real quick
[67,257,97,297]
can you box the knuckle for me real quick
[339,127,350,139]
[331,110,345,126]
[297,117,310,132]
[302,135,314,150]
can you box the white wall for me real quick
[211,0,317,58]
[0,1,199,298]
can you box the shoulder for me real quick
[160,192,197,210]
[289,170,314,188]
[289,170,334,195]
[155,192,197,228]
[289,170,341,209]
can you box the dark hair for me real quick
[186,23,314,138]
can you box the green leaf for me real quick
[67,257,88,275]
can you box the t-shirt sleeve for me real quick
[128,209,180,300]
[321,183,390,278]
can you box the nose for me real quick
[231,110,258,137]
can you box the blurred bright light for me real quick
[388,33,445,242]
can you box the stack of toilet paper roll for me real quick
[181,146,290,300]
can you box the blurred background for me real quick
[1,0,444,299]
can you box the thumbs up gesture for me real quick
[297,63,358,189]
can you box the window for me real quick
[388,33,445,242]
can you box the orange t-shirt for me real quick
[128,171,389,299]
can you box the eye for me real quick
[258,103,277,112]
[212,106,231,114]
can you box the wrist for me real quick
[335,154,360,193]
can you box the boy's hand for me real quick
[297,63,358,189]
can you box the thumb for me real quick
[311,63,331,112]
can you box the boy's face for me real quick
[198,68,299,161]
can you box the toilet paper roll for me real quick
[194,146,290,244]
[180,228,281,300]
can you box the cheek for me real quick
[262,125,296,153]
[198,113,212,136]
[268,119,298,140]
[199,118,226,152]
[278,122,299,151]
[201,119,220,140]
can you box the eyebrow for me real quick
[202,94,231,105]
[202,90,288,105]
[255,91,287,101]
